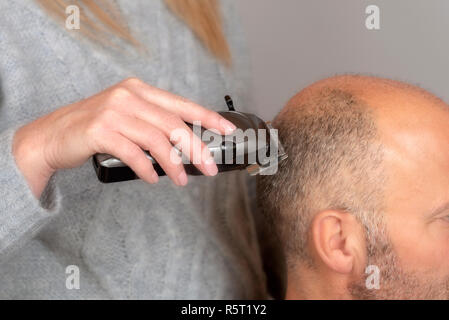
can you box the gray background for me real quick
[235,0,449,120]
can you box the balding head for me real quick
[258,75,449,299]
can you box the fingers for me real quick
[166,120,218,177]
[95,131,159,185]
[120,78,236,134]
[93,78,228,185]
[113,115,190,186]
[115,94,219,177]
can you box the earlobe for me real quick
[311,211,362,274]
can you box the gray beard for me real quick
[348,236,449,300]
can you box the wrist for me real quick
[12,125,55,199]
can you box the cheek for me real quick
[386,215,449,276]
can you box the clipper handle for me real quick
[92,96,281,183]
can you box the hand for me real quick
[12,78,236,198]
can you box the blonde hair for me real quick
[36,0,231,65]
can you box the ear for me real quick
[310,210,366,275]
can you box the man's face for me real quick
[352,92,449,299]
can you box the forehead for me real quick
[371,89,449,218]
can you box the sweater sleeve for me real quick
[0,124,61,261]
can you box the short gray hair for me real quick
[257,88,385,267]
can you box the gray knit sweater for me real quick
[0,0,266,299]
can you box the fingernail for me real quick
[177,171,188,186]
[220,119,236,135]
[204,157,218,176]
[151,171,159,183]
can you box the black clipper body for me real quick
[93,96,287,183]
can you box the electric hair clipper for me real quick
[93,96,288,183]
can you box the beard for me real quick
[348,230,449,300]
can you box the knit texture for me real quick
[0,0,266,299]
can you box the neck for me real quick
[285,264,353,300]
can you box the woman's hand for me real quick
[12,78,236,198]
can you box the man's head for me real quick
[258,75,449,299]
